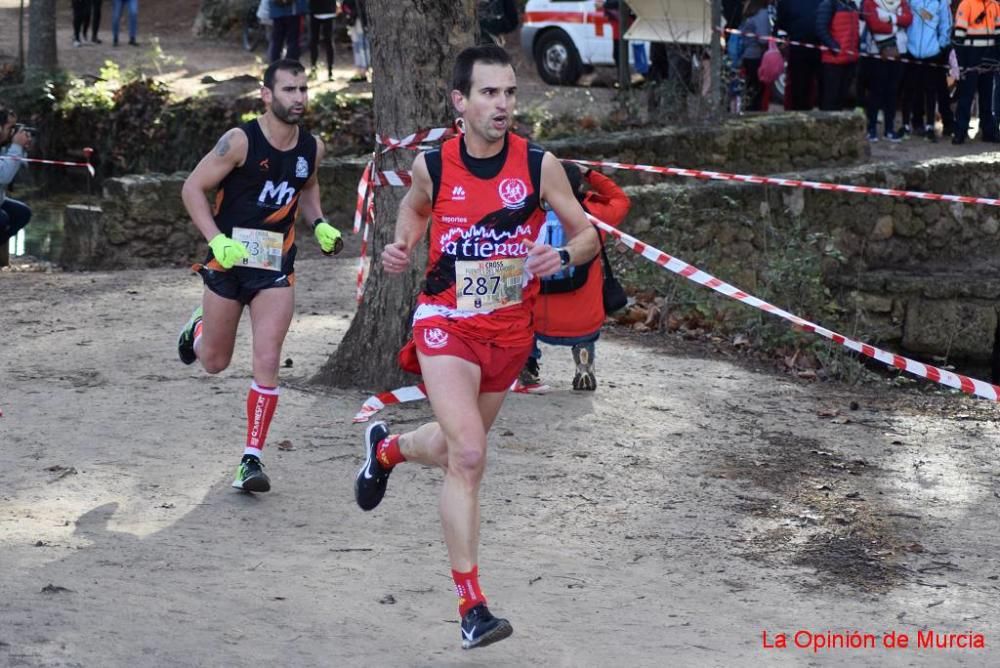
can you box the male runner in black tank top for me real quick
[175,59,343,493]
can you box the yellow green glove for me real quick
[208,233,250,269]
[314,220,344,255]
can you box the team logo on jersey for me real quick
[423,327,449,349]
[295,156,309,178]
[258,158,270,172]
[451,185,466,201]
[498,178,527,209]
[258,180,296,208]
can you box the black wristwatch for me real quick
[557,247,571,268]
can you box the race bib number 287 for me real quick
[455,258,524,312]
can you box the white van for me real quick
[521,0,710,85]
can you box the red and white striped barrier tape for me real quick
[356,194,374,303]
[372,169,412,187]
[353,160,372,234]
[367,159,1000,209]
[351,213,1000,423]
[353,379,550,423]
[731,27,1000,75]
[720,27,957,71]
[2,154,95,177]
[567,159,1000,207]
[353,154,1000,308]
[368,158,1000,208]
[589,213,1000,401]
[353,384,428,423]
[377,126,458,153]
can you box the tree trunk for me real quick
[312,1,478,390]
[710,0,723,118]
[27,0,58,74]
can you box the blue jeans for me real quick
[351,34,370,69]
[530,331,599,361]
[1,198,32,241]
[112,0,137,43]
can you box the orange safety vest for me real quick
[955,0,1000,46]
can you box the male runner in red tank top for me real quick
[175,59,343,494]
[354,45,599,650]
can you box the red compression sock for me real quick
[245,382,279,456]
[452,566,486,617]
[376,434,406,469]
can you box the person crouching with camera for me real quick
[0,108,34,243]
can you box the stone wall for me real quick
[57,112,994,366]
[616,154,1000,362]
[545,111,869,184]
[60,156,369,270]
[60,113,866,270]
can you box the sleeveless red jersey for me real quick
[414,133,546,348]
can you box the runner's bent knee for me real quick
[199,350,233,374]
[448,443,487,479]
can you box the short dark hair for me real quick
[451,45,512,96]
[263,59,306,90]
[0,108,12,126]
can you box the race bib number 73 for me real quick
[455,258,524,312]
[232,227,283,272]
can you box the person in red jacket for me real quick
[816,0,861,110]
[519,163,630,391]
[862,0,914,140]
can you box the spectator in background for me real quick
[269,0,308,64]
[951,0,999,143]
[309,0,336,81]
[111,0,138,47]
[342,0,369,82]
[725,0,747,31]
[816,0,861,110]
[72,0,91,47]
[862,0,913,140]
[739,0,773,111]
[902,0,952,140]
[0,110,33,244]
[89,0,104,44]
[520,164,630,392]
[776,0,824,109]
[478,0,520,44]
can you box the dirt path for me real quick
[1,254,998,666]
[2,4,1000,665]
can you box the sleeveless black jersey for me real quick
[207,119,317,269]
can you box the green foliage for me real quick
[58,62,121,111]
[753,227,842,347]
[304,90,374,156]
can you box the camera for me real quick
[13,124,38,137]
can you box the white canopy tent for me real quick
[624,0,713,46]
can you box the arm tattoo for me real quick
[214,132,232,157]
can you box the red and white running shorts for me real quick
[404,325,533,393]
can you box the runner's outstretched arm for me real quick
[382,152,433,274]
[181,128,248,242]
